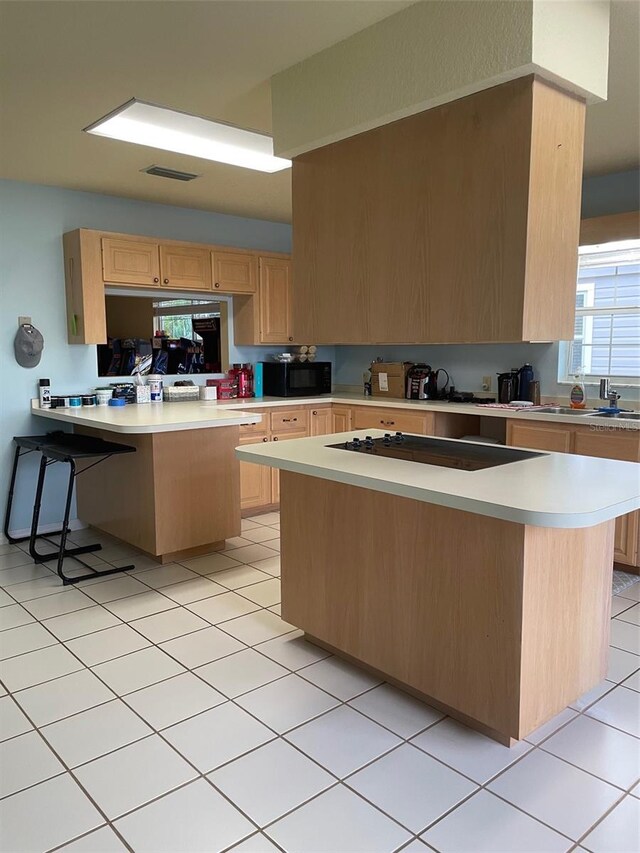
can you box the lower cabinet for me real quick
[507,419,640,569]
[310,407,332,436]
[507,422,572,453]
[239,434,272,510]
[351,406,433,435]
[332,406,353,433]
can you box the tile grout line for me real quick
[2,532,639,850]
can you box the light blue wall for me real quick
[334,170,640,399]
[0,180,294,532]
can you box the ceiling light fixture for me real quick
[85,99,291,173]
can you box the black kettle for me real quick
[427,368,450,400]
[497,371,517,403]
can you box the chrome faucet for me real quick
[599,378,621,408]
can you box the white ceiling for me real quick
[0,0,638,224]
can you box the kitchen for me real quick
[1,2,640,853]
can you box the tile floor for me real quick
[0,513,638,853]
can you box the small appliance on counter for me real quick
[497,364,536,404]
[405,364,451,400]
[261,361,331,397]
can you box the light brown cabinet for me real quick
[63,230,293,345]
[506,419,640,569]
[63,230,107,345]
[332,406,353,433]
[102,237,160,287]
[159,245,211,290]
[310,407,332,436]
[239,433,272,510]
[234,257,294,345]
[212,251,257,294]
[351,406,434,435]
[293,76,585,344]
[507,422,573,453]
[259,258,293,343]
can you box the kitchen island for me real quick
[32,401,262,562]
[237,430,640,744]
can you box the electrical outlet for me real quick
[482,375,492,392]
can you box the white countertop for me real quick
[236,429,640,528]
[31,392,640,434]
[31,400,261,434]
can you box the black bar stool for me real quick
[5,432,137,586]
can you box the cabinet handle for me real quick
[288,337,293,342]
[273,436,279,441]
[163,278,169,284]
[214,282,220,288]
[262,437,268,442]
[153,277,159,283]
[380,420,395,426]
[282,418,297,422]
[312,410,318,415]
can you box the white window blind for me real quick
[563,239,640,383]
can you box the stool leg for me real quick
[3,445,23,544]
[56,460,75,584]
[28,455,48,561]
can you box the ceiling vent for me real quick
[142,165,200,181]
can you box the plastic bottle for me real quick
[569,369,587,409]
[38,378,51,409]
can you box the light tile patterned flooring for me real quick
[0,515,639,853]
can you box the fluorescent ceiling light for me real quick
[85,99,291,173]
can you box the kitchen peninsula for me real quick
[237,430,640,744]
[31,401,262,563]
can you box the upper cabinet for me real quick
[258,257,293,343]
[212,251,257,293]
[234,256,294,345]
[102,237,161,286]
[159,245,211,290]
[63,229,294,345]
[292,76,586,344]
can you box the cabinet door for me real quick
[212,251,257,294]
[239,435,272,511]
[310,407,332,436]
[613,512,639,567]
[507,422,573,453]
[159,245,211,290]
[332,406,353,433]
[259,257,293,343]
[351,407,429,434]
[102,238,160,286]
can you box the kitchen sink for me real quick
[524,407,597,416]
[593,411,640,420]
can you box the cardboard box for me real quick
[370,362,410,399]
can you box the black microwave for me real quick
[261,361,331,397]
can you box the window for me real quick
[561,239,640,384]
[153,299,220,340]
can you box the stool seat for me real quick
[4,431,136,586]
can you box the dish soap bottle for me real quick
[569,369,587,409]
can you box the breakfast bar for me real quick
[31,401,262,563]
[237,430,640,744]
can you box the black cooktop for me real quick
[329,433,544,471]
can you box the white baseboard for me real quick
[1,518,87,546]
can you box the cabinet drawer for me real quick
[507,422,572,453]
[352,407,428,434]
[270,409,309,434]
[573,429,640,462]
[238,412,267,435]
